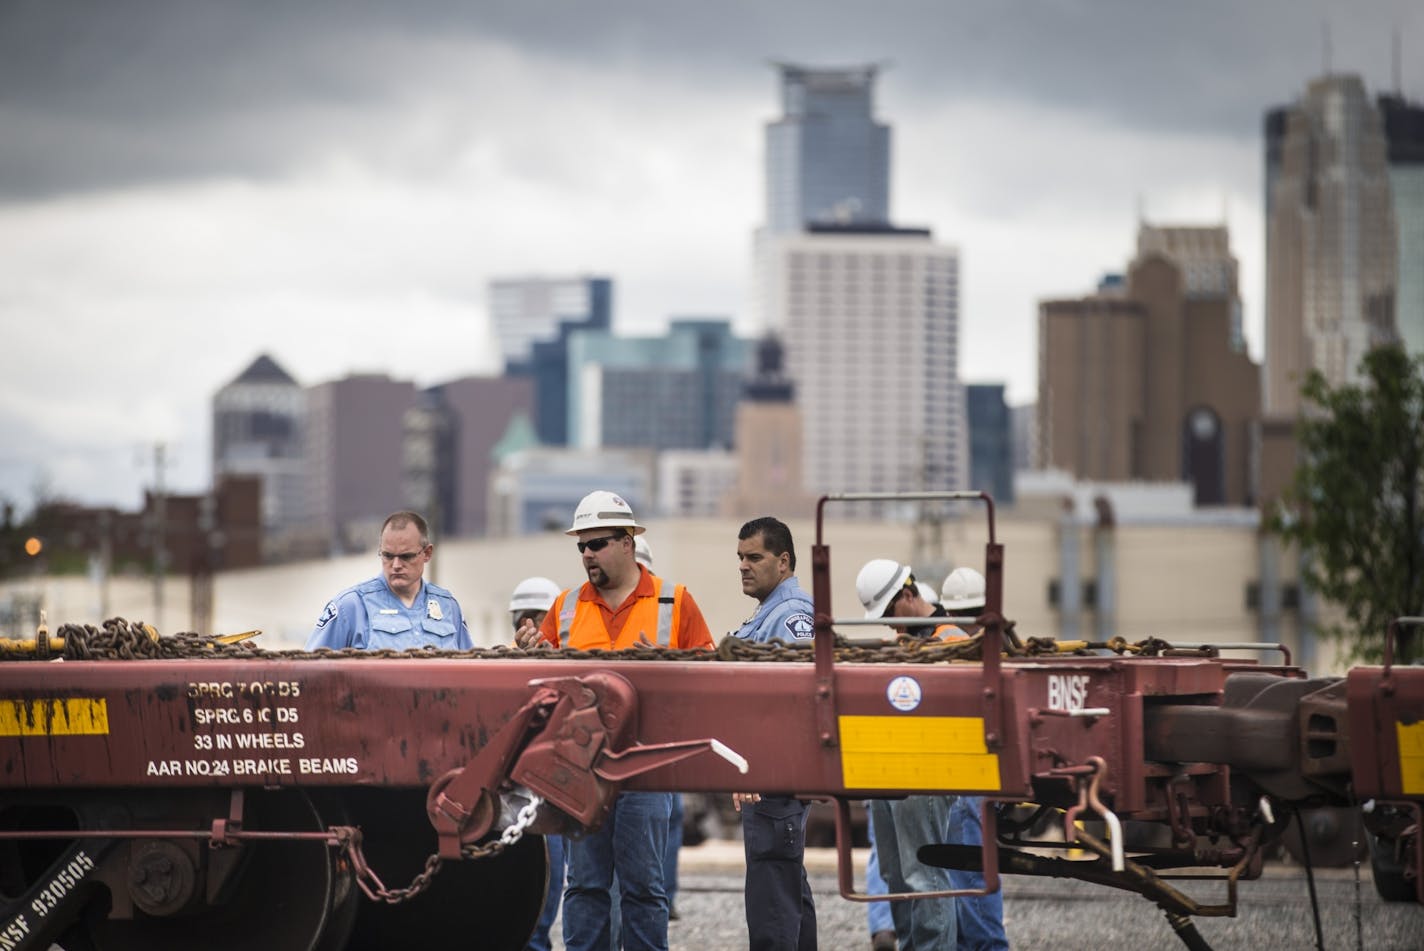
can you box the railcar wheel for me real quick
[79,789,353,951]
[1280,805,1367,868]
[338,787,546,951]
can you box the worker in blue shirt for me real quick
[728,516,817,951]
[306,510,471,651]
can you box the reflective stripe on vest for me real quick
[557,592,576,644]
[557,576,681,649]
[933,622,969,642]
[656,577,675,646]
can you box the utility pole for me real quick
[92,510,112,620]
[191,492,216,634]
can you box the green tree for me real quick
[1274,344,1424,664]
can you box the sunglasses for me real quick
[576,533,625,554]
[379,549,426,564]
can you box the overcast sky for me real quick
[1,0,1420,515]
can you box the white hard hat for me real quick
[941,567,986,611]
[565,490,645,536]
[856,558,912,619]
[916,581,940,605]
[509,576,562,615]
[634,536,653,569]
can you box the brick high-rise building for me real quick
[420,376,534,537]
[1039,224,1260,506]
[305,373,418,554]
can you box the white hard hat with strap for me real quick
[566,490,646,536]
[856,558,912,619]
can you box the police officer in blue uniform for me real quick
[306,510,471,651]
[729,517,817,951]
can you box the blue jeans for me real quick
[563,791,672,951]
[864,807,895,936]
[526,834,566,951]
[946,796,1008,950]
[665,793,684,908]
[869,796,958,951]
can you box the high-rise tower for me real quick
[491,275,612,445]
[211,354,306,559]
[1379,93,1424,356]
[756,64,963,512]
[767,224,965,514]
[1264,75,1398,415]
[764,63,890,234]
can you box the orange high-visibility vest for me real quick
[931,622,969,642]
[553,575,686,650]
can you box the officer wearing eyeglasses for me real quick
[305,510,471,651]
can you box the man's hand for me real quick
[514,618,546,650]
[732,792,761,812]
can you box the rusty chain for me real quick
[340,791,545,904]
[340,825,446,904]
[1,617,1202,664]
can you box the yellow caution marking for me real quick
[839,715,1001,791]
[1398,720,1424,795]
[0,698,109,736]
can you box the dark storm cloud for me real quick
[2,0,1419,200]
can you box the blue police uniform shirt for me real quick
[305,576,471,651]
[732,576,815,644]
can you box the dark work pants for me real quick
[741,795,817,951]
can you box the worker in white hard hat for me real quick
[509,576,562,632]
[940,567,986,617]
[518,490,713,951]
[855,559,967,642]
[854,559,1010,951]
[508,575,569,951]
[627,531,688,927]
[934,565,1005,949]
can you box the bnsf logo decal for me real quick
[1047,674,1090,712]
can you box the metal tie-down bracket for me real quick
[427,671,746,859]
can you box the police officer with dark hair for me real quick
[729,516,817,951]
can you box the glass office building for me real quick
[764,63,891,234]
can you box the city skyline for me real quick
[1,1,1420,513]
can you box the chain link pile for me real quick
[1,617,1215,664]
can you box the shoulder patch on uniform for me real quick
[784,612,815,639]
[316,601,337,628]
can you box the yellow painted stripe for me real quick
[0,698,110,736]
[839,715,1001,791]
[1399,720,1424,795]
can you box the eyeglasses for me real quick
[576,533,625,554]
[379,549,427,564]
